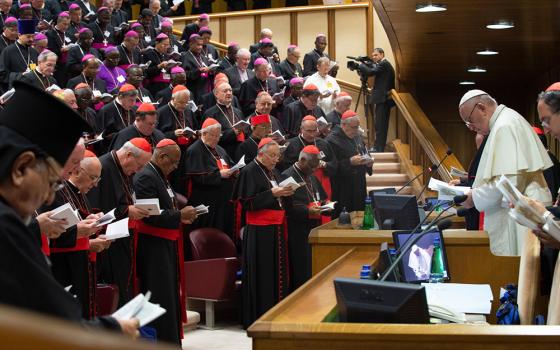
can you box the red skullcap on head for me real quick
[302,115,316,122]
[338,91,350,97]
[130,22,142,29]
[533,127,545,136]
[78,27,91,34]
[189,34,201,42]
[199,13,209,20]
[302,145,320,155]
[172,85,187,94]
[546,82,560,92]
[258,137,274,149]
[156,33,168,40]
[130,137,152,153]
[84,150,97,158]
[199,26,212,34]
[125,30,139,38]
[81,54,95,63]
[137,103,156,113]
[251,114,271,126]
[4,17,17,24]
[161,21,172,28]
[254,57,268,67]
[202,117,219,129]
[303,84,319,91]
[156,139,177,148]
[97,6,109,12]
[228,41,238,47]
[75,83,90,90]
[260,38,273,45]
[170,66,185,74]
[119,83,136,93]
[341,110,357,120]
[69,3,80,10]
[214,72,227,81]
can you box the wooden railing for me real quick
[391,89,465,184]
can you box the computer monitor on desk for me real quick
[373,194,420,230]
[334,278,430,324]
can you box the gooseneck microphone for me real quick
[416,149,453,203]
[396,164,438,194]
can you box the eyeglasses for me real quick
[463,103,480,127]
[43,158,65,192]
[263,152,280,160]
[80,167,101,184]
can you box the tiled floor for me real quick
[182,325,251,350]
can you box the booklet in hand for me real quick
[112,292,166,327]
[496,175,544,230]
[134,198,161,215]
[194,204,209,215]
[50,203,81,229]
[428,178,470,201]
[279,177,304,191]
[183,126,196,135]
[104,217,130,240]
[232,119,250,128]
[95,208,116,227]
[228,155,246,173]
[319,201,336,212]
[450,166,468,178]
[271,130,285,140]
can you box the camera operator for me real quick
[357,48,395,152]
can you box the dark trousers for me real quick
[374,101,392,152]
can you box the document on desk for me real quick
[421,283,493,314]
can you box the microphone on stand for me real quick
[379,212,454,282]
[416,149,453,204]
[456,206,469,217]
[454,194,468,205]
[395,164,438,194]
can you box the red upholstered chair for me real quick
[95,283,119,316]
[185,228,239,328]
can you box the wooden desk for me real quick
[248,248,560,350]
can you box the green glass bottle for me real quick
[429,237,446,283]
[362,196,374,230]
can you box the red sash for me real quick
[216,159,230,170]
[41,234,50,256]
[133,221,187,330]
[50,236,90,253]
[246,209,285,226]
[236,132,245,142]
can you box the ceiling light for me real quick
[486,21,514,29]
[415,3,447,12]
[477,49,499,55]
[459,81,476,85]
[468,67,486,73]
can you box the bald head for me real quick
[153,144,181,176]
[70,156,101,194]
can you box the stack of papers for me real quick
[228,155,246,173]
[50,203,81,229]
[95,208,116,227]
[105,217,130,240]
[319,201,336,212]
[428,178,470,201]
[422,283,493,314]
[316,116,329,126]
[112,292,166,327]
[134,198,161,216]
[450,166,468,178]
[195,204,209,215]
[232,120,250,128]
[188,100,198,113]
[496,175,545,230]
[279,177,304,191]
[183,126,196,135]
[271,130,285,140]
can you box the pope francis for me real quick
[458,90,553,256]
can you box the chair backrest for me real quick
[96,283,119,316]
[517,230,541,325]
[189,228,237,260]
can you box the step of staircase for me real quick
[372,152,399,163]
[366,173,409,186]
[367,185,412,195]
[372,162,401,173]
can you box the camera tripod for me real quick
[353,76,373,148]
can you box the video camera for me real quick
[346,55,373,71]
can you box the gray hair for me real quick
[38,50,57,62]
[298,150,316,161]
[236,48,250,59]
[341,116,359,125]
[121,141,147,157]
[257,140,278,155]
[172,88,190,99]
[201,123,221,134]
[317,56,330,67]
[260,28,272,38]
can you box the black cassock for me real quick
[87,151,135,307]
[204,103,246,159]
[184,140,236,240]
[182,50,212,104]
[282,165,326,291]
[325,127,372,216]
[67,74,107,93]
[143,48,171,98]
[46,28,70,86]
[133,162,184,346]
[79,107,100,134]
[43,181,96,319]
[157,102,199,194]
[302,49,330,77]
[325,110,342,127]
[283,100,326,139]
[20,69,58,90]
[117,44,142,70]
[199,91,241,113]
[234,135,260,163]
[238,76,280,117]
[278,59,303,81]
[248,52,281,77]
[109,124,165,151]
[0,42,38,91]
[0,198,119,329]
[231,159,290,329]
[98,100,135,149]
[155,84,173,105]
[0,35,13,55]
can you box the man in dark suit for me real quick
[358,47,395,152]
[224,48,254,97]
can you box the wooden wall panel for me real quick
[260,13,292,57]
[225,17,255,50]
[296,12,328,61]
[334,9,366,86]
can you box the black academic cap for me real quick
[0,81,92,167]
[17,19,37,35]
[0,126,47,180]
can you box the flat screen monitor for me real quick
[373,194,420,230]
[334,277,430,324]
[369,242,399,282]
[392,229,450,283]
